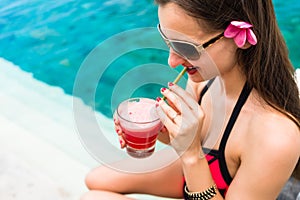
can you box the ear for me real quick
[240,42,252,49]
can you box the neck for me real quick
[220,64,247,100]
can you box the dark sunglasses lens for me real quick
[170,41,200,60]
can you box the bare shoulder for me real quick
[244,103,300,176]
[242,90,300,152]
[249,109,300,153]
[227,103,300,199]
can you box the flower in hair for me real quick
[224,21,257,48]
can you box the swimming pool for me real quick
[0,0,299,118]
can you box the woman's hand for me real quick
[156,83,205,158]
[113,114,126,149]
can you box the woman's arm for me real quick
[156,82,225,199]
[225,117,300,199]
[156,83,300,200]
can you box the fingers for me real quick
[118,135,126,148]
[116,128,126,149]
[156,84,204,131]
[113,117,122,135]
[156,97,181,132]
[166,82,201,117]
[161,126,168,133]
[114,116,126,148]
[155,101,173,131]
[156,84,205,155]
[160,87,191,117]
[166,98,180,113]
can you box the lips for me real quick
[185,66,198,75]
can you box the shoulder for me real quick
[241,90,299,151]
[227,106,300,199]
[243,105,300,179]
[245,101,300,159]
[249,109,299,150]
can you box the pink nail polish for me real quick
[168,82,174,86]
[161,88,167,93]
[155,103,159,107]
[156,97,162,102]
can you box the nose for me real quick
[168,49,187,68]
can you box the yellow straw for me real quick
[162,67,187,100]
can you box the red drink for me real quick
[116,98,163,158]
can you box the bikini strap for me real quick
[198,78,215,105]
[219,81,252,185]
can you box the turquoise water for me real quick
[0,0,299,117]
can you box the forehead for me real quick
[158,3,205,41]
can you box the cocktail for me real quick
[116,98,163,158]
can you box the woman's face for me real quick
[158,3,239,82]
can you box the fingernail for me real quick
[156,97,162,102]
[161,87,167,93]
[119,140,123,146]
[168,82,174,86]
[155,103,159,107]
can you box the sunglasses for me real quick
[157,24,224,60]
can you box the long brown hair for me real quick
[155,0,300,179]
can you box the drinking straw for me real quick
[172,67,187,85]
[162,67,187,100]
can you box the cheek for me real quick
[208,39,238,73]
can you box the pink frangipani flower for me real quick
[224,21,257,48]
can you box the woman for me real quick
[82,0,300,199]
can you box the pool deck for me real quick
[0,58,180,200]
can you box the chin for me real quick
[188,74,205,83]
